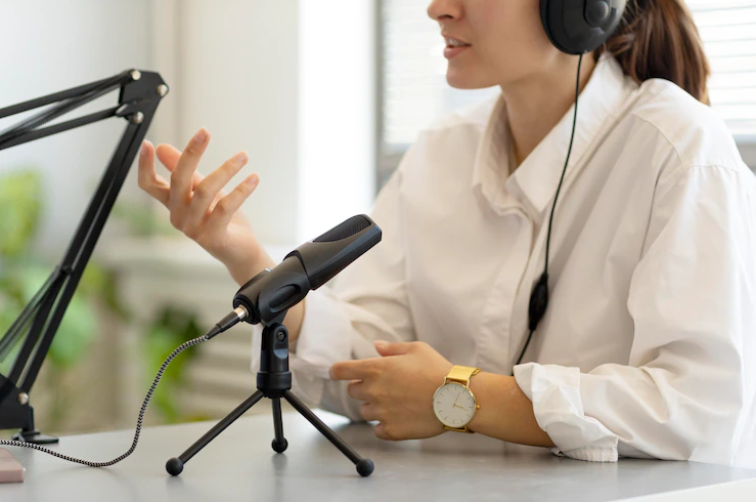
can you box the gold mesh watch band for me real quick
[444,365,481,386]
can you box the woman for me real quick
[138,0,756,467]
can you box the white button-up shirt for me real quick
[252,55,756,467]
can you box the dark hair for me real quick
[595,0,711,104]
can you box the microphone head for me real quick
[232,214,382,326]
[312,214,374,243]
[286,215,382,290]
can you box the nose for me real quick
[427,0,462,22]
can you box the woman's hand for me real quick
[329,341,453,441]
[137,128,267,285]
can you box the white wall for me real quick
[0,0,153,257]
[161,0,375,248]
[167,0,302,246]
[297,0,376,243]
[1,0,377,259]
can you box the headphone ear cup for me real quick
[540,0,627,55]
[585,0,611,26]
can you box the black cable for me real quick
[514,53,585,370]
[544,53,584,277]
[0,333,210,467]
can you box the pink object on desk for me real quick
[0,449,24,483]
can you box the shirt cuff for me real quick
[250,286,352,408]
[513,363,619,462]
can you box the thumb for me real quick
[374,340,413,357]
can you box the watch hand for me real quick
[452,391,462,408]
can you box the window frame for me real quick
[375,0,756,185]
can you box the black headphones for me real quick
[540,0,628,54]
[513,0,628,369]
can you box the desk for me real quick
[2,411,756,501]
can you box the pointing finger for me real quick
[170,128,209,209]
[156,143,206,192]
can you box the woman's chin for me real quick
[445,69,492,90]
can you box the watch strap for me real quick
[444,365,481,386]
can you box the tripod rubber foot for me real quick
[272,438,288,453]
[166,457,184,476]
[356,458,374,477]
[12,430,59,445]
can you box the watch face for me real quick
[433,382,476,428]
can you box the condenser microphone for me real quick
[206,214,382,338]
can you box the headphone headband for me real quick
[540,0,628,55]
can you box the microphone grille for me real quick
[313,215,372,243]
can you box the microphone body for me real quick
[233,214,381,326]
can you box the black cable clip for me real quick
[528,273,549,331]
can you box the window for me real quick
[378,0,756,186]
[377,0,497,186]
[688,1,756,137]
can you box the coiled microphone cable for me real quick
[0,306,247,467]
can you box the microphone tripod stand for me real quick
[168,213,381,477]
[165,321,375,477]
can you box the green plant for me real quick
[0,171,100,366]
[0,168,204,428]
[0,169,125,427]
[111,198,177,237]
[145,306,204,423]
[110,200,209,423]
[0,170,40,257]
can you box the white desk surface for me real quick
[2,409,756,501]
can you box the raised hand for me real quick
[137,127,267,285]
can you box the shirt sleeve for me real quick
[250,147,417,420]
[514,163,756,464]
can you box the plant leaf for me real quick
[0,170,42,257]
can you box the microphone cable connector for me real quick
[207,306,249,339]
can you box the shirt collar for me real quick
[471,54,636,219]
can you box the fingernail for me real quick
[194,128,207,144]
[233,151,248,164]
[375,340,388,347]
[140,141,149,156]
[246,175,259,186]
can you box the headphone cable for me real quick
[514,52,585,370]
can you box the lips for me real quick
[441,32,471,59]
[443,36,471,59]
[443,35,471,48]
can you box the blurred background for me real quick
[0,0,754,437]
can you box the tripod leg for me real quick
[166,390,265,476]
[271,397,288,453]
[283,390,374,477]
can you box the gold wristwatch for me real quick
[432,365,481,433]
